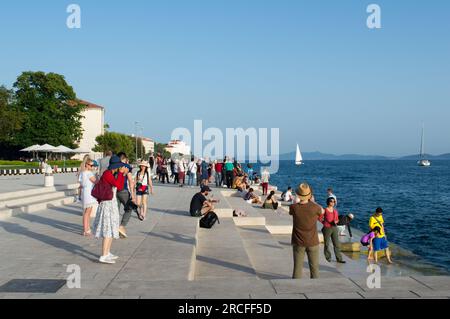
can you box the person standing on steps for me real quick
[93,155,128,264]
[289,183,324,279]
[214,160,223,188]
[187,157,197,187]
[260,167,270,196]
[321,197,346,264]
[224,157,234,189]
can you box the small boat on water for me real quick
[295,144,303,166]
[418,125,431,167]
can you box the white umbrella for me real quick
[20,144,42,159]
[35,144,59,160]
[36,144,59,152]
[53,145,76,161]
[20,144,42,152]
[54,145,76,153]
[73,147,91,154]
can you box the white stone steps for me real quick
[0,183,79,203]
[195,219,257,280]
[0,196,77,220]
[1,190,78,209]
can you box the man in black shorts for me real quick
[190,185,215,217]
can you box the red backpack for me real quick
[91,176,113,202]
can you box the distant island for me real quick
[278,151,450,161]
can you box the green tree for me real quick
[0,86,23,144]
[154,143,171,158]
[13,71,84,148]
[93,132,134,160]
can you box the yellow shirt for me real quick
[369,215,385,238]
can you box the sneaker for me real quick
[337,260,347,264]
[107,253,119,260]
[99,255,116,264]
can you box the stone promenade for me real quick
[0,176,449,299]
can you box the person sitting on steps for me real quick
[189,185,218,217]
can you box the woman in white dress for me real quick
[80,158,98,236]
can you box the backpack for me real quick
[91,177,113,203]
[200,212,220,229]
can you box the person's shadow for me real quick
[0,220,98,261]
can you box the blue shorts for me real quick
[373,237,389,251]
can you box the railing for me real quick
[0,167,80,176]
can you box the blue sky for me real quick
[1,0,449,156]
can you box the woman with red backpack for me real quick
[92,155,129,264]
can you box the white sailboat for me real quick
[418,125,431,167]
[295,144,303,166]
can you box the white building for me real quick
[165,140,191,156]
[142,138,155,155]
[73,100,105,160]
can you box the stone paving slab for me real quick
[0,174,79,194]
[1,182,450,299]
[305,292,364,299]
[410,275,450,291]
[350,276,431,292]
[195,219,256,279]
[271,278,363,294]
[250,293,307,299]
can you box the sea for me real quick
[252,160,450,274]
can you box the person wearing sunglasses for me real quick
[80,159,98,236]
[321,197,346,264]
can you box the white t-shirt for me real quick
[135,171,150,186]
[188,162,197,174]
[283,190,292,202]
[261,170,270,183]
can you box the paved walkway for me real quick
[0,173,79,193]
[0,182,449,299]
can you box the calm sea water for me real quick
[255,160,450,273]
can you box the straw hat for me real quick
[295,183,312,201]
[139,160,150,168]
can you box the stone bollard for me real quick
[44,166,54,187]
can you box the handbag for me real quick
[91,178,113,202]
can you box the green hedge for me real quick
[0,160,81,167]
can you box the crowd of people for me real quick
[76,151,393,271]
[289,183,393,279]
[77,152,153,264]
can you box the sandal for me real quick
[83,230,92,237]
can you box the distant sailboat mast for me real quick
[420,125,425,159]
[295,144,303,166]
[418,125,431,167]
